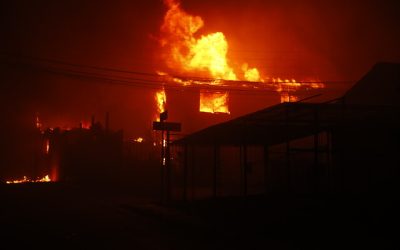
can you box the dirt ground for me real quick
[1,182,398,249]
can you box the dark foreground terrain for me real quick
[1,182,398,249]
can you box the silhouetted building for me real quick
[43,119,123,183]
[172,63,400,199]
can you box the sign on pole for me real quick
[153,121,181,132]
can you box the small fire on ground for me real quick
[6,175,52,184]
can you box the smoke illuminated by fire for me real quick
[156,0,325,114]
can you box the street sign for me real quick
[153,121,181,132]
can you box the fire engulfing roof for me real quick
[173,63,400,146]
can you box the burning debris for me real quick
[155,0,325,116]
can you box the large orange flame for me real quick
[158,0,324,116]
[161,0,237,80]
[155,88,167,120]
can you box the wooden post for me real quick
[166,130,171,202]
[263,145,269,194]
[213,144,219,198]
[285,105,291,193]
[191,145,195,200]
[326,130,332,192]
[183,144,188,202]
[313,107,319,193]
[239,145,243,196]
[243,144,248,197]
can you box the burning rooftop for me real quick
[154,0,325,119]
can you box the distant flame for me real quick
[81,121,91,129]
[6,175,52,184]
[242,63,262,82]
[134,137,144,143]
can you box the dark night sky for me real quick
[1,0,400,139]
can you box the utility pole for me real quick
[153,111,181,204]
[160,111,167,203]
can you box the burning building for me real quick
[151,0,325,136]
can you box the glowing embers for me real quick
[6,175,52,184]
[200,91,230,114]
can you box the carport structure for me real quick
[172,99,399,201]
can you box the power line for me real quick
[0,53,352,96]
[0,53,354,85]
